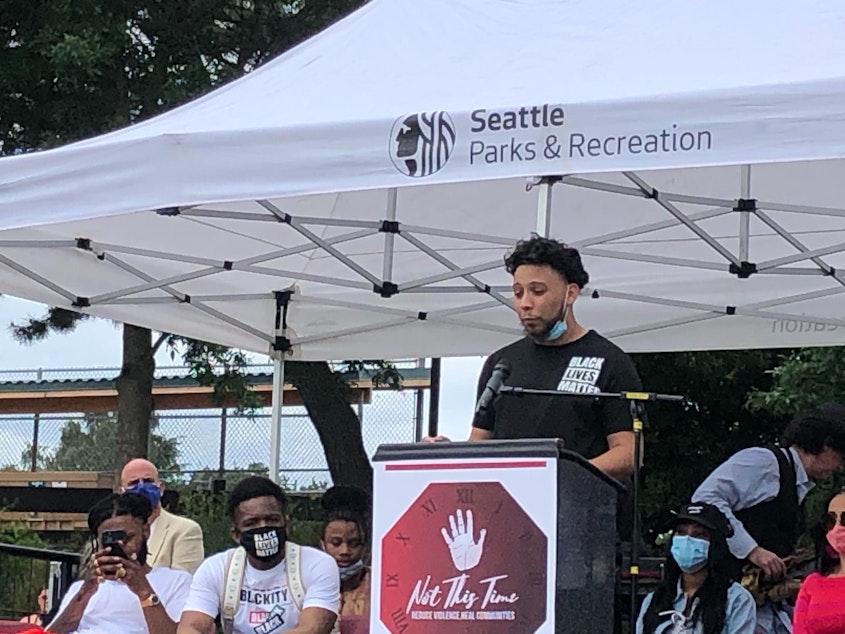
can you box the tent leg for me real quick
[269,353,286,484]
[739,165,752,262]
[382,188,398,283]
[535,178,554,237]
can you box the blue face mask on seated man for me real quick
[671,535,710,573]
[125,482,162,508]
[338,558,365,581]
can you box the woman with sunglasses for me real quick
[637,502,756,634]
[793,488,845,634]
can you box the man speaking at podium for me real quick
[429,235,644,532]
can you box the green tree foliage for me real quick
[172,338,264,412]
[2,0,367,154]
[634,349,792,541]
[3,0,382,491]
[185,462,270,491]
[746,346,845,520]
[746,346,845,416]
[0,525,46,620]
[20,413,180,476]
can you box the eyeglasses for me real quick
[824,511,845,529]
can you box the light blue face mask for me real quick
[671,535,710,573]
[338,558,365,581]
[539,303,569,342]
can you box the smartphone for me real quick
[101,529,128,559]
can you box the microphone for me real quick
[474,359,512,416]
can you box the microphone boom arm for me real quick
[499,385,688,404]
[497,383,688,626]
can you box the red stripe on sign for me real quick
[385,460,547,471]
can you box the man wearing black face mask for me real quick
[179,476,339,634]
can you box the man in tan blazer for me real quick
[120,458,205,574]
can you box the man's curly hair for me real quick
[504,235,589,288]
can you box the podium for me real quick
[369,439,624,634]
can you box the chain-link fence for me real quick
[0,365,426,491]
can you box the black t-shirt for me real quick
[473,330,643,460]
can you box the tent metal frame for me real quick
[4,168,845,477]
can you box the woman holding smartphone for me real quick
[47,493,191,634]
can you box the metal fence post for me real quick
[427,358,442,437]
[30,368,43,471]
[414,358,425,441]
[218,407,228,473]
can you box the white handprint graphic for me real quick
[440,508,487,571]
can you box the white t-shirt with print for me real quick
[184,546,340,634]
[51,566,192,633]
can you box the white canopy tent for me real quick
[3,0,845,471]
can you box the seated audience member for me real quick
[47,493,191,634]
[637,503,756,634]
[692,404,845,633]
[120,458,205,574]
[19,588,47,626]
[320,486,372,634]
[177,476,339,634]
[793,488,845,634]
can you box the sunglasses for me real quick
[824,511,845,529]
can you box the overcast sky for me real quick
[0,296,485,445]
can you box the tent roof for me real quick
[2,0,845,359]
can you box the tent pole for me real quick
[535,176,559,237]
[269,353,285,484]
[383,188,398,283]
[739,165,752,262]
[269,290,292,485]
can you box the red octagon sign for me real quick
[380,481,547,633]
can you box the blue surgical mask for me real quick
[544,319,566,341]
[125,482,162,508]
[671,535,710,573]
[338,558,365,581]
[538,303,569,342]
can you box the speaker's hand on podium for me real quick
[440,509,487,571]
[421,435,451,442]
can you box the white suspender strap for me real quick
[221,547,247,634]
[285,541,305,613]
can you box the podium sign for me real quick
[370,440,620,634]
[373,461,555,632]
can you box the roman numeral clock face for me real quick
[380,482,548,633]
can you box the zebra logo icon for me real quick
[389,111,456,177]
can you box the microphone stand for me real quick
[498,386,687,628]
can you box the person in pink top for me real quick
[793,488,845,634]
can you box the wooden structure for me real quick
[0,471,112,531]
[0,367,430,532]
[0,370,431,415]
